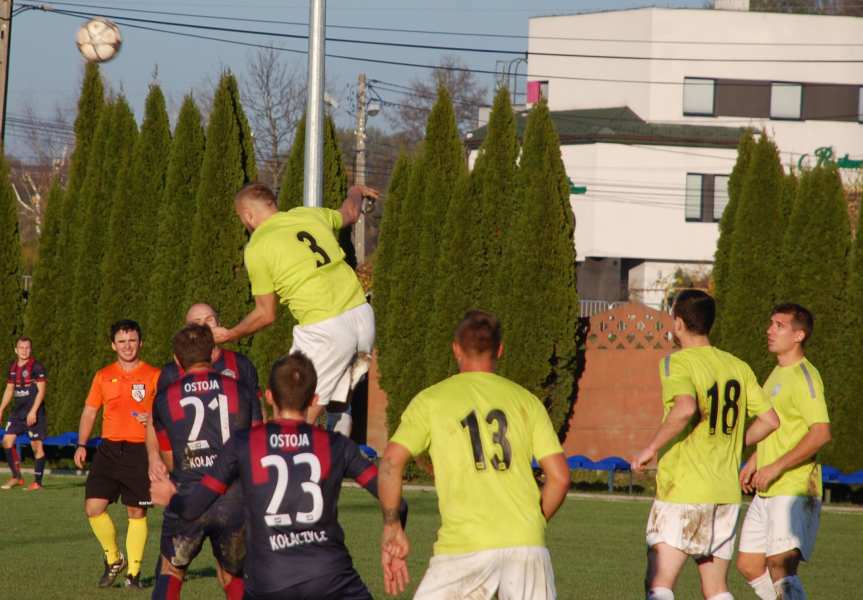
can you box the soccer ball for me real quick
[75,18,122,63]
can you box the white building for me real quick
[471,4,862,309]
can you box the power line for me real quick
[31,0,863,47]
[24,5,863,63]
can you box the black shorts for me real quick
[4,413,47,441]
[161,485,245,576]
[244,567,371,600]
[85,441,150,508]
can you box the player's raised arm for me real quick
[339,185,380,227]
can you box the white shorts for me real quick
[290,303,375,406]
[413,546,556,600]
[738,494,821,560]
[646,500,740,560]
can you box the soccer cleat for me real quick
[124,573,144,589]
[0,477,24,490]
[24,482,42,491]
[99,553,127,588]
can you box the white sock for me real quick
[747,570,777,600]
[332,412,352,437]
[648,588,674,600]
[774,575,806,600]
[706,593,734,600]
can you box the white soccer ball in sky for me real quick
[75,18,122,63]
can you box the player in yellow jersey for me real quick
[377,310,570,599]
[632,290,779,600]
[736,304,831,600]
[213,182,378,436]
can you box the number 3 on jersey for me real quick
[260,452,324,527]
[296,231,331,267]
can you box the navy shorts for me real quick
[5,412,47,441]
[161,485,245,576]
[244,567,371,600]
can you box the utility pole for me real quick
[354,73,367,264]
[0,1,13,150]
[303,0,325,208]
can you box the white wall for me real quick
[528,8,863,167]
[564,142,736,262]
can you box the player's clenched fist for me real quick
[149,478,176,507]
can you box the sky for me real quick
[5,0,706,157]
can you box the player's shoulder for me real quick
[793,358,822,399]
[137,361,161,377]
[6,359,15,371]
[31,360,46,372]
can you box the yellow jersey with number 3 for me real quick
[390,371,564,556]
[655,346,771,504]
[757,358,828,498]
[244,208,366,326]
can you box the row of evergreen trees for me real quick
[373,88,580,434]
[22,64,355,434]
[712,131,861,470]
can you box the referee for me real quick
[74,319,160,589]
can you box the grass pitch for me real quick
[2,477,860,599]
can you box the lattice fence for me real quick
[585,302,674,351]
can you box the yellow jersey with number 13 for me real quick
[244,207,366,326]
[390,371,564,556]
[655,346,771,505]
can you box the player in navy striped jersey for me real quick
[151,352,407,600]
[149,324,262,600]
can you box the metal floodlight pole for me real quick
[303,0,326,208]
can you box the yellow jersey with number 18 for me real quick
[244,207,366,326]
[390,371,564,556]
[757,358,829,498]
[655,346,771,505]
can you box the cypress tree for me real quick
[722,133,786,379]
[471,87,519,313]
[59,99,136,431]
[184,71,257,351]
[422,170,476,385]
[776,166,851,470]
[125,84,172,328]
[372,153,411,394]
[497,100,578,431]
[24,181,64,370]
[381,149,428,429]
[712,130,755,348]
[837,182,863,471]
[27,64,103,382]
[397,88,466,406]
[91,99,141,371]
[0,153,23,345]
[248,112,348,388]
[144,96,206,365]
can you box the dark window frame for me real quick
[685,173,726,224]
[769,81,804,122]
[682,77,717,117]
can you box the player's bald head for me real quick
[186,303,219,328]
[234,182,278,208]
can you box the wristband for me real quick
[76,443,87,449]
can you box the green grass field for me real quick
[2,477,861,599]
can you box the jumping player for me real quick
[211,183,378,436]
[0,336,47,490]
[151,352,406,599]
[149,324,262,599]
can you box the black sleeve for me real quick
[239,354,260,395]
[157,363,177,395]
[169,435,241,520]
[241,381,263,425]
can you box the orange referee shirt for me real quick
[85,361,160,443]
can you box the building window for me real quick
[686,173,728,223]
[713,175,729,221]
[685,174,704,221]
[770,82,802,120]
[683,78,715,116]
[859,87,863,123]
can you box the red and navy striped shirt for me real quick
[169,419,399,596]
[6,359,46,420]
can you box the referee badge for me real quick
[131,383,147,403]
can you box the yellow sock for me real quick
[125,517,148,577]
[88,513,121,564]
